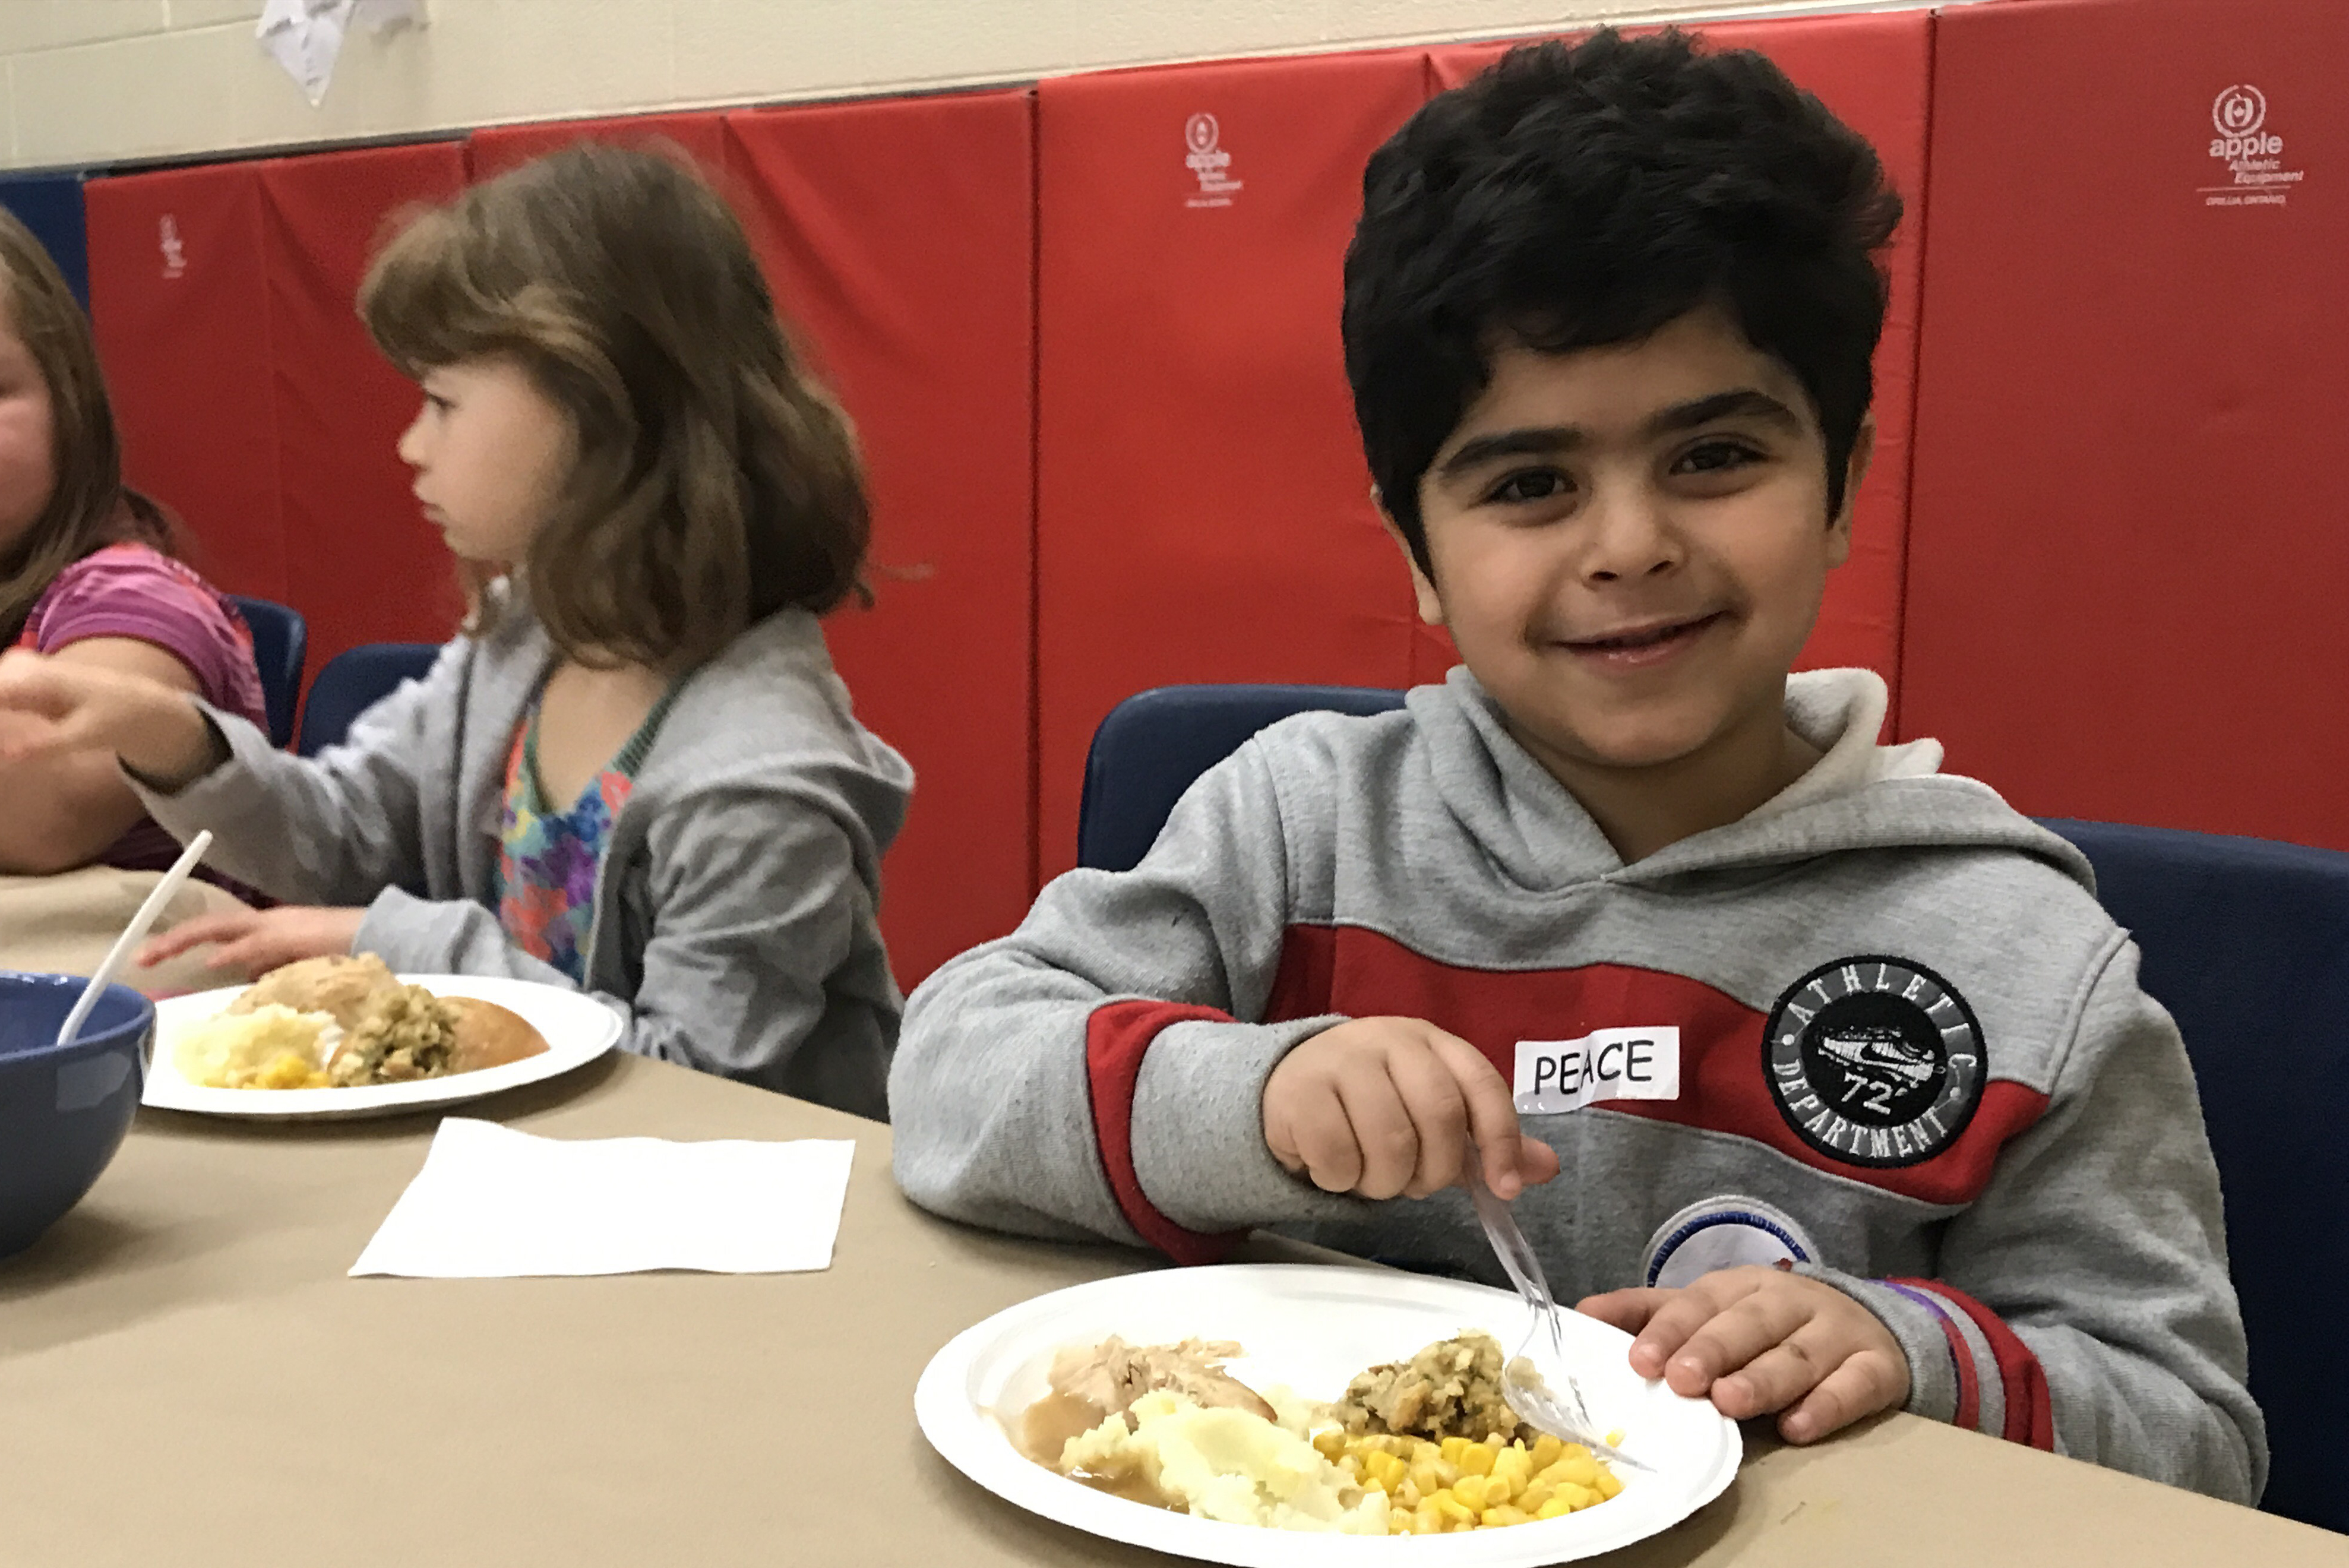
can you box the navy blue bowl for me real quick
[0,972,152,1260]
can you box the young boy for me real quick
[891,31,2263,1503]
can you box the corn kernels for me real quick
[1549,1455,1599,1487]
[1321,1427,1620,1536]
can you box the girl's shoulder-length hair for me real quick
[357,141,870,672]
[0,208,176,642]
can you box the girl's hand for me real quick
[1577,1266,1911,1443]
[0,643,222,784]
[0,649,221,788]
[1263,1016,1560,1200]
[138,906,367,978]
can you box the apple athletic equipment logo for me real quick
[2214,85,2267,137]
[1183,111,1243,206]
[1763,957,1986,1169]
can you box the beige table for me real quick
[0,867,260,999]
[2,1054,2339,1567]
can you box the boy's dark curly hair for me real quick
[1343,29,1903,575]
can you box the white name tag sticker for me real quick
[1513,1028,1681,1115]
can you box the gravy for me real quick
[1016,1391,1181,1512]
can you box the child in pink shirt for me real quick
[0,209,266,878]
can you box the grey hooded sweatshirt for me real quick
[891,668,2265,1504]
[137,596,912,1119]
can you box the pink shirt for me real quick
[12,542,270,877]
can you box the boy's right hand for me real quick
[1263,1017,1558,1202]
[0,649,220,788]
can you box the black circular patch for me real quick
[1763,956,1986,1169]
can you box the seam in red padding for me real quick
[1891,1276,2054,1450]
[1086,1000,1251,1266]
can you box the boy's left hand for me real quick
[1577,1266,1909,1444]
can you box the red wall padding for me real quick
[1905,0,2349,849]
[88,144,469,680]
[720,91,1038,988]
[86,164,284,602]
[1033,52,1429,881]
[1433,12,1933,719]
[103,7,2236,1003]
[467,111,731,180]
[260,143,470,672]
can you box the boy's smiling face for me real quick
[1405,305,1865,786]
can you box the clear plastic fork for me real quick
[1463,1156,1654,1472]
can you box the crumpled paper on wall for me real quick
[257,0,425,106]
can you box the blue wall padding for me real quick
[0,172,90,309]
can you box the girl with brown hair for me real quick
[0,147,912,1115]
[0,207,268,878]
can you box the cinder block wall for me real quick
[0,0,1940,170]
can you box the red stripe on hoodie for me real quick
[1888,1279,1985,1432]
[1897,1278,2057,1449]
[1265,924,2048,1207]
[1085,999,1244,1264]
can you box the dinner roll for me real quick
[447,998,550,1072]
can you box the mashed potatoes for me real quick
[1060,1390,1390,1535]
[1023,1334,1625,1537]
[172,1004,332,1090]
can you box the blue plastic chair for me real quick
[1076,684,1409,874]
[1077,685,2349,1531]
[223,595,306,750]
[2038,819,2349,1532]
[295,643,440,758]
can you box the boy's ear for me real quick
[1373,485,1447,628]
[1826,415,1876,570]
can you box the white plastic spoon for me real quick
[53,829,213,1048]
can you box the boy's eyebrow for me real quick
[1645,388,1804,435]
[1434,388,1804,480]
[1437,427,1589,477]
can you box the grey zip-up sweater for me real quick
[891,668,2265,1503]
[138,598,912,1119]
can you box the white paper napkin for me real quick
[350,1117,855,1278]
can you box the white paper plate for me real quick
[915,1263,1741,1567]
[146,973,622,1121]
